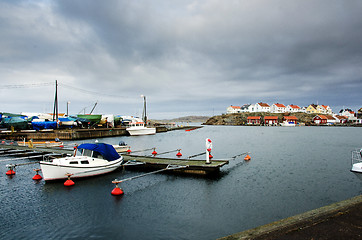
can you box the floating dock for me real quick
[123,154,229,175]
[1,143,230,176]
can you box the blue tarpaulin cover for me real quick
[77,143,120,161]
[32,121,57,131]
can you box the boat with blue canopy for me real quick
[40,143,124,181]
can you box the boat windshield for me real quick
[82,149,93,157]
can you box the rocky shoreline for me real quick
[203,112,359,126]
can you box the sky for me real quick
[0,0,361,119]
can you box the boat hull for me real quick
[351,162,362,173]
[127,127,156,136]
[40,157,123,181]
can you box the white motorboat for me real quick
[126,121,156,136]
[126,95,156,136]
[40,143,124,181]
[280,121,296,127]
[351,148,362,173]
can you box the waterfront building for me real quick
[247,116,261,125]
[339,109,358,122]
[264,116,278,125]
[334,115,348,124]
[270,103,286,113]
[240,104,251,112]
[306,104,318,114]
[316,105,332,114]
[286,104,302,113]
[313,115,328,125]
[248,104,256,112]
[227,105,241,114]
[255,102,270,112]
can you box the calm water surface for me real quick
[1,126,361,240]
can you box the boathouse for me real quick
[264,116,278,125]
[313,115,328,125]
[247,116,261,125]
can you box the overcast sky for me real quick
[1,0,361,119]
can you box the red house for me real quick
[264,116,278,125]
[313,115,328,124]
[247,116,261,125]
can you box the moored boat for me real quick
[40,143,124,181]
[351,148,362,173]
[126,122,156,136]
[77,114,102,124]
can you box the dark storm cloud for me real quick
[1,0,361,117]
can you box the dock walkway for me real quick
[1,144,229,175]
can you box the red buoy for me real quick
[64,179,75,187]
[64,174,75,187]
[176,150,182,157]
[32,169,42,180]
[111,186,124,196]
[209,154,213,159]
[111,181,124,196]
[152,149,157,155]
[127,147,132,154]
[6,170,15,175]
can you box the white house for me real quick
[240,104,251,112]
[254,102,270,112]
[271,103,286,113]
[286,104,302,113]
[227,105,241,114]
[339,109,357,122]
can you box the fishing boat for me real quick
[126,95,156,136]
[351,148,362,173]
[39,143,124,181]
[126,121,156,136]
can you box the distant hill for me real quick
[152,116,210,123]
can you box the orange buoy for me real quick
[32,169,42,180]
[6,169,15,175]
[6,165,15,175]
[111,181,124,196]
[244,154,251,161]
[64,174,75,187]
[127,147,132,154]
[176,150,182,157]
[152,148,157,155]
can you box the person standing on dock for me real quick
[206,138,212,164]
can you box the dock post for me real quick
[205,138,212,164]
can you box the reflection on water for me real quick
[0,126,361,240]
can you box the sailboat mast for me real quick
[53,80,59,127]
[142,95,147,124]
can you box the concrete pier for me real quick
[219,194,362,240]
[0,126,169,140]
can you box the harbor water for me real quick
[1,126,362,240]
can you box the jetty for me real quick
[0,143,234,176]
[123,154,229,175]
[0,125,202,141]
[219,194,362,240]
